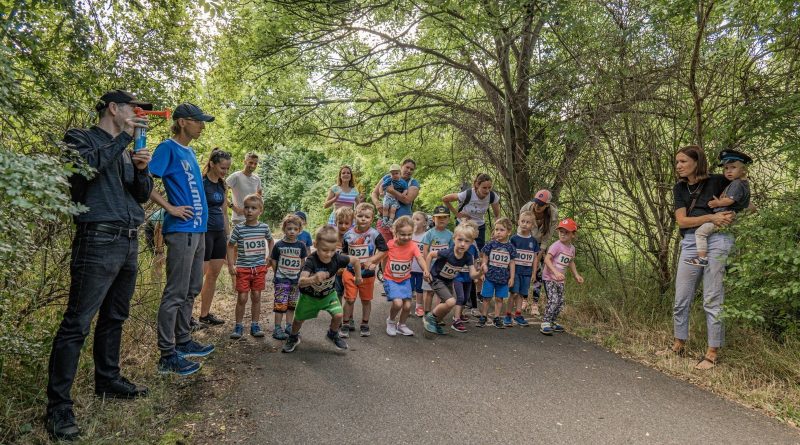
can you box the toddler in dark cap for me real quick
[684,149,752,267]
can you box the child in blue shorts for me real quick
[383,216,429,337]
[508,211,539,327]
[478,217,517,329]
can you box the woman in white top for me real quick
[324,165,361,225]
[442,173,501,250]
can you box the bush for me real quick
[724,192,800,339]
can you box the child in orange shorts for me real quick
[340,203,389,338]
[227,194,274,339]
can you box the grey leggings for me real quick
[673,233,734,348]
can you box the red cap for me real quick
[533,189,552,205]
[557,218,578,232]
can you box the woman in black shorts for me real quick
[197,148,232,325]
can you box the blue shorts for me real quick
[384,279,413,301]
[410,271,424,294]
[511,274,532,296]
[481,280,509,299]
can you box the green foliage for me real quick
[724,194,800,338]
[259,144,329,223]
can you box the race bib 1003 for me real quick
[243,237,267,258]
[488,250,510,268]
[516,249,536,267]
[387,259,412,279]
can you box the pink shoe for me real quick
[415,306,424,317]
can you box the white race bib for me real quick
[439,262,460,279]
[516,249,536,267]
[387,259,412,279]
[243,237,267,257]
[488,250,510,268]
[348,243,370,262]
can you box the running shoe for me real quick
[348,319,356,331]
[514,315,529,327]
[230,324,244,340]
[272,325,287,340]
[415,306,425,317]
[360,324,370,337]
[552,322,565,333]
[477,316,487,328]
[250,322,265,337]
[339,322,350,338]
[451,320,467,333]
[493,316,505,329]
[540,322,553,335]
[282,334,301,353]
[397,323,414,336]
[157,354,201,376]
[386,318,397,337]
[176,340,215,358]
[199,313,225,326]
[503,314,513,327]
[285,323,293,335]
[326,330,349,350]
[423,313,438,334]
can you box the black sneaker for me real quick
[360,324,371,337]
[46,407,80,441]
[199,313,225,326]
[326,330,349,350]
[493,316,505,329]
[477,316,487,328]
[95,376,148,399]
[282,334,301,353]
[189,317,206,332]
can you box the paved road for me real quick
[189,291,799,445]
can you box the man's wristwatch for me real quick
[228,202,234,209]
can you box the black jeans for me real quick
[46,228,138,412]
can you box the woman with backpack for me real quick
[442,173,501,250]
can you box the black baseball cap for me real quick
[172,102,215,122]
[718,149,753,166]
[95,89,152,112]
[432,205,450,217]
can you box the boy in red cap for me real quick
[540,218,584,335]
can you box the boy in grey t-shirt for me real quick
[684,150,752,267]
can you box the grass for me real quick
[560,274,800,428]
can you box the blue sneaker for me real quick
[552,322,565,333]
[540,322,553,335]
[423,313,438,334]
[250,323,265,337]
[230,323,244,339]
[282,334,301,353]
[272,325,287,340]
[158,354,201,376]
[514,315,529,327]
[476,315,487,328]
[285,323,293,336]
[176,340,214,358]
[503,315,513,327]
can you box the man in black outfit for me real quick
[46,90,153,441]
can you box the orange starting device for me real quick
[133,107,172,151]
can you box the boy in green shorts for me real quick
[283,226,362,353]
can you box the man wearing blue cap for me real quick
[683,149,752,267]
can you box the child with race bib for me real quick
[478,217,517,329]
[452,220,481,330]
[333,207,355,302]
[269,214,309,340]
[411,211,428,317]
[384,216,430,337]
[540,218,584,335]
[424,222,483,334]
[227,194,275,339]
[282,226,362,353]
[508,211,540,327]
[420,206,453,315]
[340,203,389,338]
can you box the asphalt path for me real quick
[191,286,799,445]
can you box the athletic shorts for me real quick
[204,230,227,261]
[410,271,424,294]
[274,282,300,313]
[481,280,509,299]
[383,279,412,301]
[294,292,343,321]
[235,265,268,293]
[422,279,433,292]
[511,274,532,296]
[430,278,456,302]
[343,269,376,301]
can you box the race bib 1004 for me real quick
[516,249,536,267]
[243,237,267,258]
[488,250,510,268]
[387,259,412,279]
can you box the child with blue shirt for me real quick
[380,164,408,225]
[294,211,314,249]
[508,211,540,327]
[478,217,517,329]
[270,214,308,340]
[420,206,453,314]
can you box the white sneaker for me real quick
[397,323,414,336]
[386,318,397,337]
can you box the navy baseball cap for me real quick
[718,149,753,166]
[172,102,215,122]
[294,211,307,222]
[95,90,152,112]
[432,205,450,217]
